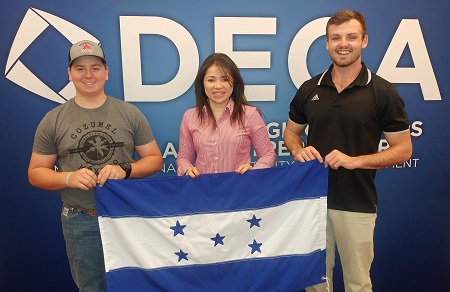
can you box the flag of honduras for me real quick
[95,160,328,291]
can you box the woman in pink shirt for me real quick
[177,53,276,178]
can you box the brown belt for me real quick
[65,203,98,216]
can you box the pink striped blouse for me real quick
[176,99,276,175]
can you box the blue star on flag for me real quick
[170,220,186,236]
[175,249,189,262]
[247,214,262,228]
[248,239,263,254]
[211,233,225,247]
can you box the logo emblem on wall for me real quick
[4,8,100,104]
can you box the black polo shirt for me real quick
[288,62,409,213]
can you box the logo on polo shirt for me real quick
[311,94,319,101]
[4,8,100,104]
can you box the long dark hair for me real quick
[194,53,253,129]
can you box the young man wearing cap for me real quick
[28,40,163,291]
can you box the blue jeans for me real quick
[61,204,106,292]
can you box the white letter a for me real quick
[377,19,441,101]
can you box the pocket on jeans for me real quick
[61,204,81,220]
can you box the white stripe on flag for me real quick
[99,196,326,272]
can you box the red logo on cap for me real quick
[82,43,91,51]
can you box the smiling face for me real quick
[68,56,108,98]
[326,19,368,68]
[203,64,233,108]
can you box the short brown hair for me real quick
[326,9,367,39]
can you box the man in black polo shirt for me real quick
[284,9,412,292]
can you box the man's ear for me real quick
[362,35,368,49]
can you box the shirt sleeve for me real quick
[247,108,277,169]
[380,83,410,133]
[176,110,196,176]
[32,112,57,155]
[288,86,308,125]
[127,103,155,146]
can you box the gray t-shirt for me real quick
[32,96,155,209]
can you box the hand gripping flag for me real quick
[95,160,328,291]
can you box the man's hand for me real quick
[293,146,323,163]
[324,149,356,170]
[68,168,98,190]
[97,165,127,187]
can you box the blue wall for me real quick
[1,1,449,291]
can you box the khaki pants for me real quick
[306,209,377,292]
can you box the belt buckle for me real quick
[87,209,98,216]
[65,203,97,217]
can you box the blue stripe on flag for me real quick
[95,160,328,218]
[106,251,326,292]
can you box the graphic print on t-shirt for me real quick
[69,130,124,165]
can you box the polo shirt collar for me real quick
[317,62,372,88]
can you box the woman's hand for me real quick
[185,166,200,178]
[236,164,252,175]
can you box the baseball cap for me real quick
[68,40,106,65]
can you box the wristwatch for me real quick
[119,162,132,179]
